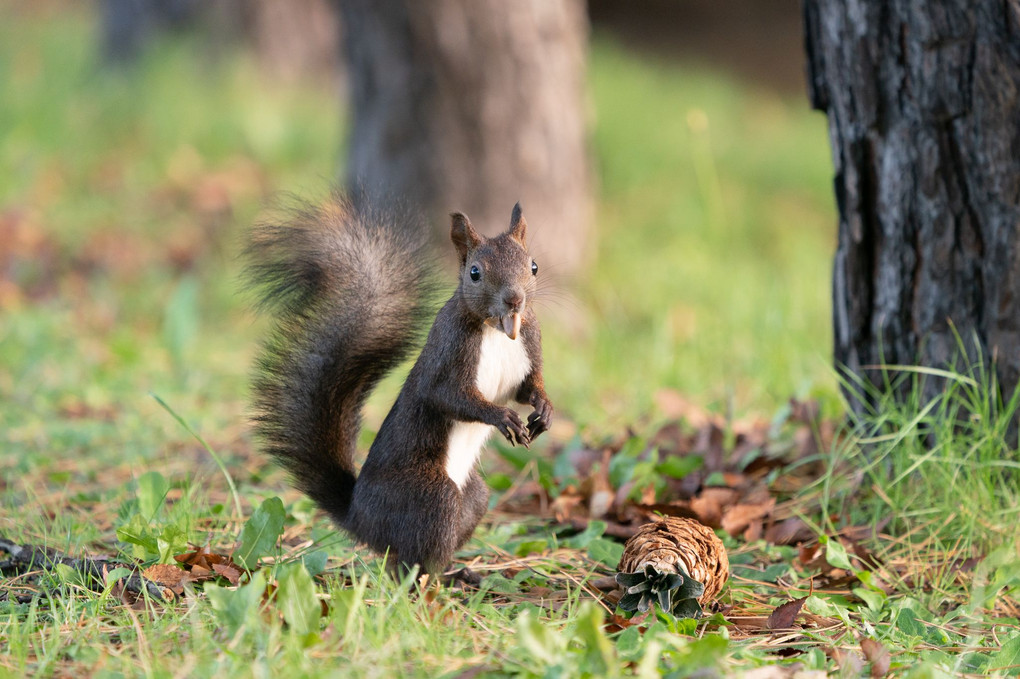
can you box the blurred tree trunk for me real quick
[243,0,343,85]
[100,0,202,63]
[101,0,342,88]
[336,0,592,272]
[804,1,1020,411]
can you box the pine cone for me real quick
[615,516,729,617]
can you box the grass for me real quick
[819,355,1020,555]
[2,5,1020,678]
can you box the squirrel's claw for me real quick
[526,394,554,441]
[498,408,530,448]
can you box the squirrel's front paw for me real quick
[495,408,531,448]
[527,393,553,440]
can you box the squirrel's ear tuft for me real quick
[508,202,527,244]
[451,212,482,265]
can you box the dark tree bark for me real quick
[804,1,1020,409]
[336,0,592,272]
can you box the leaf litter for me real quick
[4,382,1017,671]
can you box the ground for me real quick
[2,5,1019,678]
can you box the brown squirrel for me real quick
[245,196,553,575]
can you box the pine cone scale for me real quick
[616,516,729,608]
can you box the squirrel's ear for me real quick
[450,212,482,265]
[508,202,527,244]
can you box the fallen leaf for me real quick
[602,614,635,634]
[175,544,238,572]
[743,520,763,542]
[861,638,891,677]
[743,668,826,679]
[766,596,807,630]
[589,576,620,591]
[698,486,741,507]
[788,398,821,424]
[633,502,701,522]
[582,450,614,518]
[688,495,723,527]
[721,498,775,536]
[212,562,243,586]
[143,563,187,595]
[692,422,726,472]
[827,647,865,675]
[848,540,884,570]
[728,616,770,633]
[568,517,638,540]
[798,543,826,570]
[764,517,814,545]
[550,489,584,523]
[653,390,710,427]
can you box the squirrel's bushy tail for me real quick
[244,195,436,525]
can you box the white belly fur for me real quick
[445,325,532,488]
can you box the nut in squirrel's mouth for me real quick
[485,313,522,340]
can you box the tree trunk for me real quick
[242,0,343,86]
[336,0,592,272]
[804,0,1020,409]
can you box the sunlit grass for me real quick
[13,7,1020,678]
[818,356,1020,556]
[0,10,839,439]
[555,37,837,426]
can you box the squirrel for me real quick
[245,195,553,575]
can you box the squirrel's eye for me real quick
[531,261,538,276]
[469,265,481,282]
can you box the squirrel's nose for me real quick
[504,292,524,312]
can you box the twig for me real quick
[0,535,164,601]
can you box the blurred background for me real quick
[0,0,837,464]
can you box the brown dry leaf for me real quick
[604,610,651,634]
[788,398,821,424]
[580,450,614,518]
[764,517,815,546]
[728,616,771,633]
[689,495,724,527]
[0,207,61,306]
[212,562,243,586]
[742,454,790,479]
[827,647,865,675]
[839,522,888,543]
[653,389,710,427]
[184,565,218,586]
[57,397,117,422]
[650,421,688,456]
[721,498,775,537]
[189,564,213,578]
[143,563,187,595]
[699,486,741,508]
[550,488,584,523]
[860,638,891,678]
[175,544,237,572]
[603,614,635,634]
[798,543,827,570]
[766,596,807,630]
[742,520,764,543]
[694,424,727,473]
[569,517,640,540]
[589,576,619,591]
[743,668,827,679]
[633,502,702,523]
[848,540,884,570]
